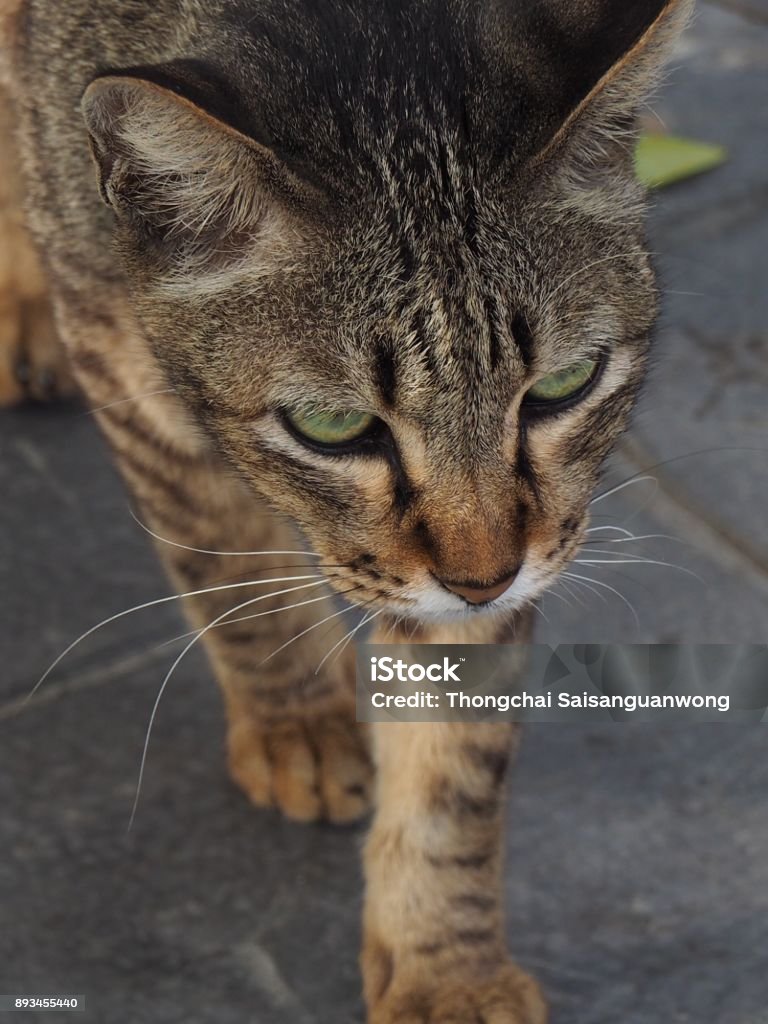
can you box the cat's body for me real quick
[1,1,692,1019]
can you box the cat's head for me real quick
[83,0,692,624]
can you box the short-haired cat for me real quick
[0,1,693,1019]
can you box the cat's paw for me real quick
[227,705,373,824]
[0,290,75,406]
[366,958,547,1024]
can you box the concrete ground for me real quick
[1,2,766,1022]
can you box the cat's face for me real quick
[82,0,690,624]
[139,173,655,623]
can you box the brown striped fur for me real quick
[0,85,73,404]
[1,1,693,1018]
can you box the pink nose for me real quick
[439,570,519,605]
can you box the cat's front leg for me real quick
[53,299,373,826]
[150,496,375,827]
[0,86,74,406]
[362,620,546,1024]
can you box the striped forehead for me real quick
[368,290,534,445]
[360,138,535,392]
[365,234,534,428]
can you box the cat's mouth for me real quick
[324,558,554,626]
[404,561,549,623]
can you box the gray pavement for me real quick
[1,3,767,1022]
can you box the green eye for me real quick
[525,357,600,405]
[284,406,377,447]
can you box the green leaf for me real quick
[635,133,728,189]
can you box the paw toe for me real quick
[227,709,373,824]
[227,722,273,810]
[268,722,323,822]
[317,718,373,823]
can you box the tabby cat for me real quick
[1,0,693,1019]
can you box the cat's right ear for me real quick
[523,0,695,172]
[81,76,321,273]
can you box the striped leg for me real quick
[57,298,373,824]
[362,620,546,1024]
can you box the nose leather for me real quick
[440,571,518,605]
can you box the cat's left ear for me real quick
[81,74,321,275]
[532,0,694,169]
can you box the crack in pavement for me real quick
[0,643,181,722]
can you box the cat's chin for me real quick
[373,597,531,627]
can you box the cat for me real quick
[1,0,693,1019]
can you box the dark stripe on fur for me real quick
[430,780,500,821]
[512,311,535,369]
[516,424,543,507]
[70,347,120,389]
[111,444,200,513]
[463,744,510,788]
[453,927,497,947]
[426,850,494,871]
[380,437,417,516]
[451,892,497,914]
[99,405,203,466]
[484,293,502,371]
[562,381,639,465]
[374,337,398,407]
[263,448,352,514]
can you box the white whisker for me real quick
[562,571,640,630]
[88,388,175,414]
[574,556,703,581]
[260,600,357,666]
[385,615,401,642]
[385,613,405,643]
[577,553,654,561]
[128,589,299,835]
[336,608,384,667]
[30,574,323,702]
[129,508,321,558]
[161,581,332,645]
[561,573,608,606]
[547,581,581,611]
[531,602,551,624]
[590,475,656,506]
[582,532,680,545]
[130,585,342,831]
[584,525,637,538]
[315,608,383,675]
[561,578,589,609]
[407,616,421,641]
[548,252,655,302]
